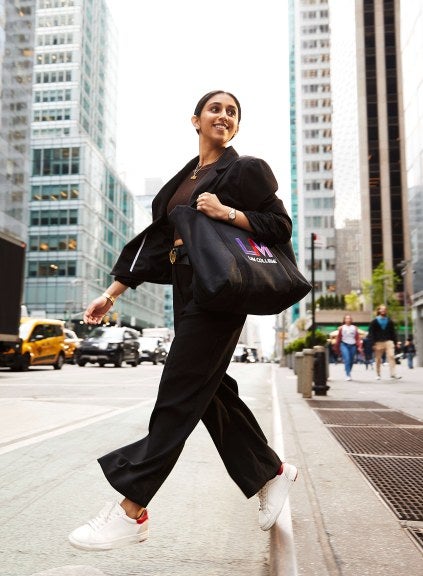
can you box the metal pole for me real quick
[311,233,316,346]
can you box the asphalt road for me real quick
[0,362,275,576]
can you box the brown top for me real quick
[167,164,213,242]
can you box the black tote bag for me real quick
[169,205,311,315]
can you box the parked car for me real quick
[64,328,81,364]
[75,326,139,367]
[138,336,168,365]
[232,344,258,363]
[10,317,66,371]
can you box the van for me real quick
[11,317,66,371]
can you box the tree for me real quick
[362,262,401,317]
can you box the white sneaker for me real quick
[376,376,381,380]
[257,463,298,531]
[68,501,149,551]
[390,375,402,380]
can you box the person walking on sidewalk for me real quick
[368,304,401,380]
[68,90,298,551]
[403,338,416,369]
[334,314,362,381]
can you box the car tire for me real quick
[98,361,106,367]
[114,352,123,368]
[77,359,87,367]
[11,353,31,372]
[53,353,65,370]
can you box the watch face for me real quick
[229,209,236,220]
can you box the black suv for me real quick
[75,327,139,367]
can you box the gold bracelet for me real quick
[102,292,115,306]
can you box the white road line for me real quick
[271,365,298,576]
[0,398,154,456]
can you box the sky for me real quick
[106,0,291,355]
[106,0,291,197]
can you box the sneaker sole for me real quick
[260,467,298,531]
[68,529,149,551]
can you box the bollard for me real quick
[313,345,330,396]
[302,348,315,398]
[295,352,304,393]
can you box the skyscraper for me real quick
[0,0,35,242]
[25,0,164,330]
[355,0,411,290]
[291,0,336,318]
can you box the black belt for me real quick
[169,245,190,265]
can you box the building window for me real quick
[30,208,78,226]
[29,234,78,252]
[28,260,76,278]
[32,147,80,176]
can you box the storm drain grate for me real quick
[315,409,423,427]
[326,426,423,456]
[306,400,387,409]
[406,527,423,550]
[350,455,423,521]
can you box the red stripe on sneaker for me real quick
[136,510,149,525]
[277,464,283,475]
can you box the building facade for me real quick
[292,0,337,319]
[400,0,423,365]
[0,0,35,242]
[355,0,411,290]
[24,0,164,331]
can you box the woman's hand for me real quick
[196,192,226,219]
[196,192,253,232]
[83,296,112,324]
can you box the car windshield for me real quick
[19,323,34,340]
[90,328,123,341]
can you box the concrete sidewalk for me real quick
[273,361,423,575]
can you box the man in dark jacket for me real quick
[368,304,401,380]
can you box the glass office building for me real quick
[0,0,35,242]
[25,0,164,330]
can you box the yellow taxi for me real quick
[64,328,81,364]
[12,317,66,371]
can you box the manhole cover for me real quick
[351,455,423,522]
[307,400,387,409]
[327,427,423,456]
[315,410,423,427]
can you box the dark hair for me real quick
[193,90,242,122]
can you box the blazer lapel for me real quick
[190,146,239,201]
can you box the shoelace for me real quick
[88,502,121,531]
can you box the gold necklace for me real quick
[191,162,202,180]
[190,151,225,180]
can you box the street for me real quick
[0,362,274,576]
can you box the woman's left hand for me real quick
[196,192,227,220]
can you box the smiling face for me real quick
[192,92,240,145]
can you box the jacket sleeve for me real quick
[218,157,292,245]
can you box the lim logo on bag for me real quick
[236,238,277,264]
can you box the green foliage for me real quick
[361,262,400,313]
[316,294,346,310]
[284,330,327,354]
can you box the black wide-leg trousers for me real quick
[98,261,281,507]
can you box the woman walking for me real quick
[68,91,298,551]
[334,314,362,381]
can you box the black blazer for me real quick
[112,146,292,288]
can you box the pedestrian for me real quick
[68,90,299,551]
[362,335,374,370]
[402,338,416,369]
[367,304,402,380]
[334,314,362,380]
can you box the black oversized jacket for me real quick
[112,146,292,288]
